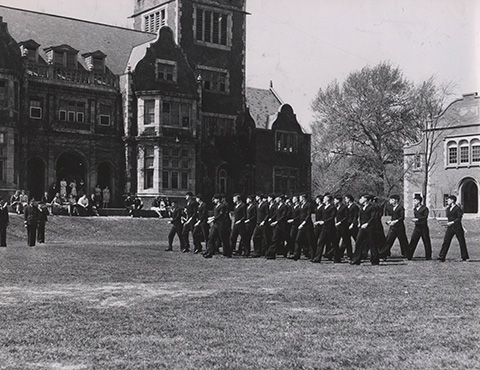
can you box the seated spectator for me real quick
[67,194,78,216]
[10,190,22,214]
[102,186,110,208]
[151,196,163,217]
[125,194,134,215]
[132,194,143,218]
[76,194,89,216]
[89,194,100,216]
[40,191,52,214]
[51,193,66,215]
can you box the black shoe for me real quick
[265,256,275,260]
[165,247,173,251]
[425,257,431,260]
[250,254,260,258]
[310,259,320,263]
[193,249,202,254]
[462,258,469,261]
[203,254,212,259]
[182,249,190,253]
[350,260,360,265]
[437,257,445,262]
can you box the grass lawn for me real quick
[0,214,479,369]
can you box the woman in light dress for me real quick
[60,179,68,198]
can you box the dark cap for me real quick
[413,194,423,202]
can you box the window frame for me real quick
[29,98,42,119]
[193,5,232,50]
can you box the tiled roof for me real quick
[246,87,283,129]
[0,5,156,75]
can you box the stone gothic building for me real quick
[0,1,311,206]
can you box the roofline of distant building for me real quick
[129,0,251,18]
[0,5,151,35]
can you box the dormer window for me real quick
[19,40,40,64]
[82,51,107,72]
[44,45,79,69]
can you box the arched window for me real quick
[218,169,227,194]
[459,140,469,164]
[471,138,480,163]
[447,141,457,165]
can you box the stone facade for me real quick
[404,92,480,218]
[0,2,311,207]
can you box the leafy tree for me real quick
[311,62,421,197]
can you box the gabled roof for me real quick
[0,5,156,75]
[246,86,283,129]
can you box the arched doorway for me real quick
[461,179,478,213]
[27,157,45,200]
[56,152,86,195]
[97,162,112,190]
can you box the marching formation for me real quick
[166,192,470,264]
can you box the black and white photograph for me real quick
[0,0,478,368]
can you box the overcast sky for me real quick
[1,0,478,130]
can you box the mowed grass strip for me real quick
[0,214,479,369]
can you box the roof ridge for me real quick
[0,5,150,35]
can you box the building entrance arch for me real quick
[56,152,86,194]
[27,157,45,200]
[461,178,478,214]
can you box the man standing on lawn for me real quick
[204,194,231,258]
[192,194,208,254]
[438,195,469,262]
[165,200,184,251]
[0,196,9,247]
[291,193,313,261]
[407,194,432,260]
[243,195,257,257]
[311,194,337,263]
[24,198,40,247]
[251,193,269,258]
[351,195,378,265]
[181,192,198,253]
[265,194,288,260]
[379,195,409,259]
[231,194,247,256]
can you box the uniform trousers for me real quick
[252,225,267,256]
[181,222,194,251]
[293,226,312,259]
[439,226,469,260]
[193,222,209,252]
[230,223,246,254]
[334,226,351,261]
[380,226,409,257]
[352,227,378,264]
[266,225,286,258]
[207,224,231,257]
[408,225,432,259]
[0,226,6,246]
[27,224,37,246]
[37,222,46,243]
[168,224,183,249]
[313,228,336,262]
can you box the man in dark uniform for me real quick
[181,192,198,253]
[312,194,337,263]
[343,194,359,260]
[204,194,231,258]
[333,195,349,262]
[166,200,184,251]
[407,194,432,260]
[266,194,276,248]
[243,195,257,257]
[351,195,378,265]
[252,193,269,258]
[312,195,324,259]
[0,197,9,247]
[193,194,209,254]
[438,195,469,262]
[265,194,288,259]
[231,194,247,256]
[379,195,409,259]
[37,201,49,244]
[291,193,313,261]
[24,198,40,247]
[369,196,386,259]
[286,195,300,258]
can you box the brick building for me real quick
[404,92,480,218]
[0,1,311,206]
